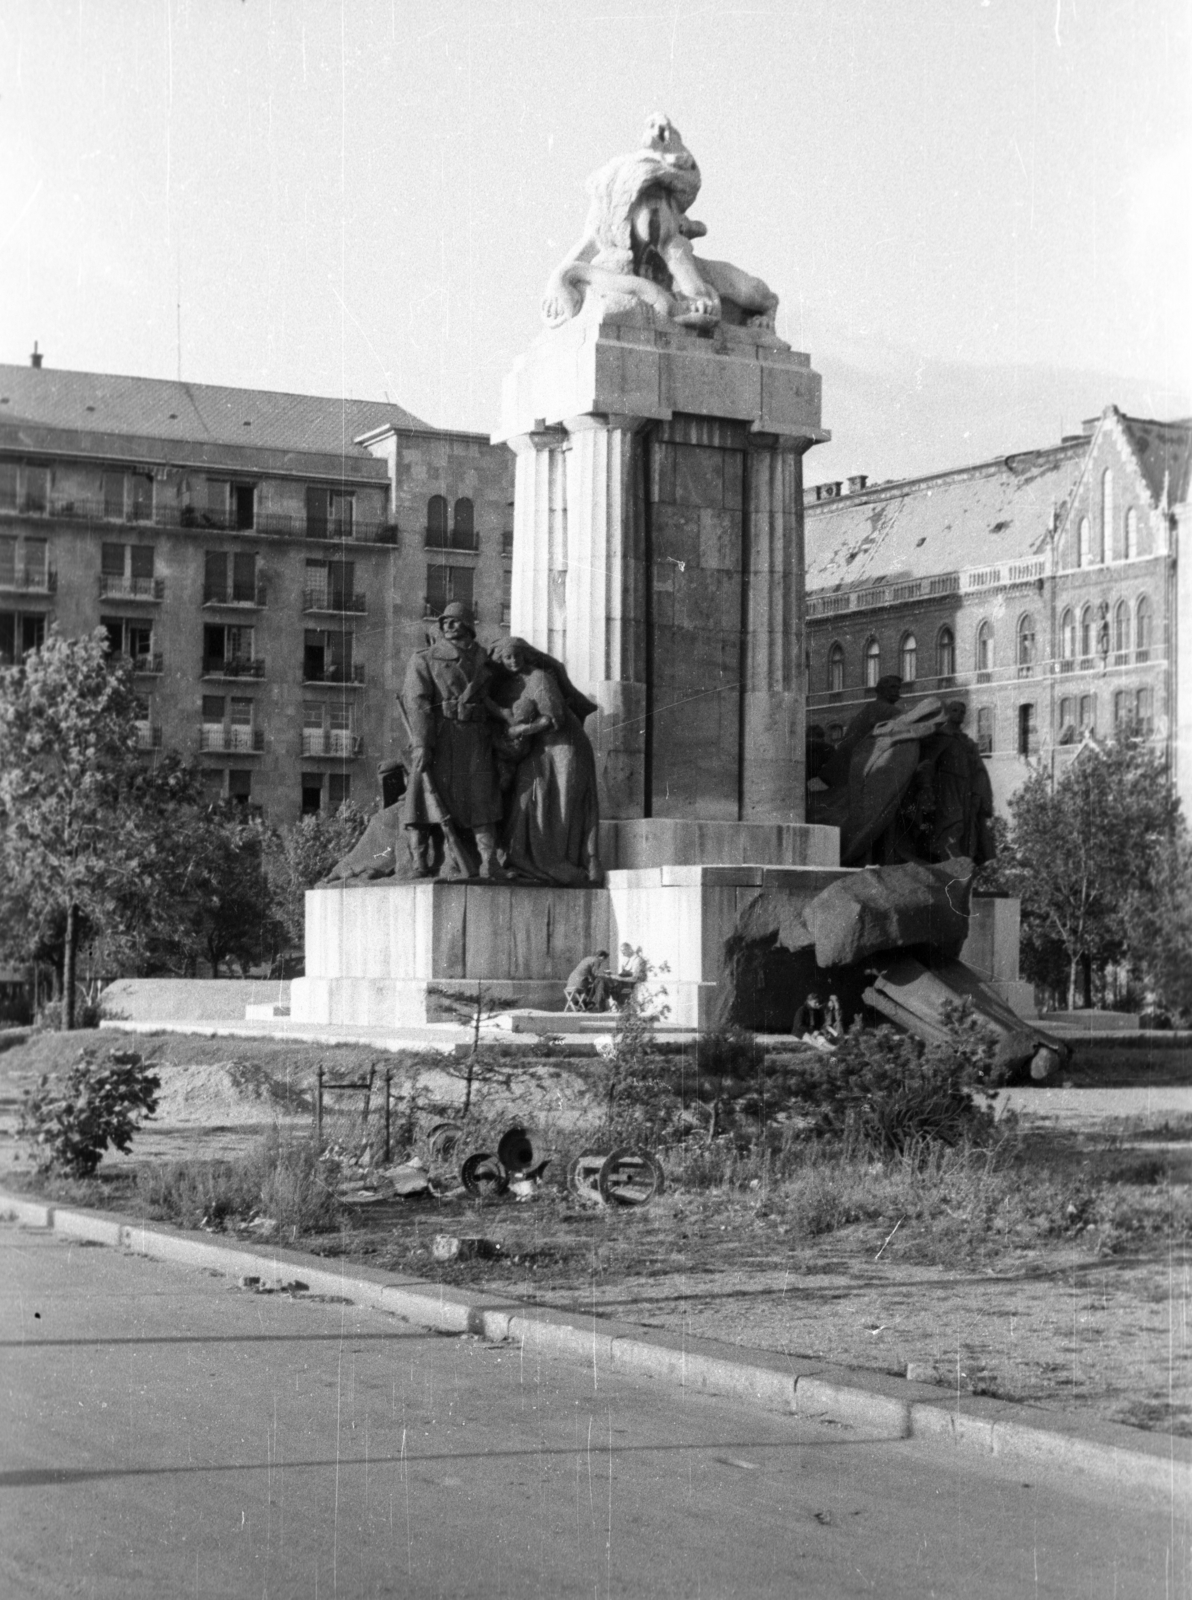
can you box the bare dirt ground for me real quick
[2,1026,1189,1440]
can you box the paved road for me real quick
[1,1226,1184,1599]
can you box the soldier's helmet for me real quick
[438,600,477,634]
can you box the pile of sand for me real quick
[151,1061,311,1126]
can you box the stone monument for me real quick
[290,116,1036,1042]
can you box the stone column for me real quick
[507,425,567,658]
[740,436,808,823]
[562,416,649,820]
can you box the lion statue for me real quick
[542,114,779,333]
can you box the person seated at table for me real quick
[604,942,649,1009]
[565,950,610,1011]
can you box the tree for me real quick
[1123,829,1192,1022]
[170,807,286,977]
[263,804,368,953]
[1002,730,1182,1010]
[0,627,199,1028]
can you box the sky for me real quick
[1,0,1189,484]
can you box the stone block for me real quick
[699,507,742,571]
[599,819,839,869]
[672,444,726,509]
[652,503,701,567]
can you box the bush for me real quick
[18,1047,159,1176]
[785,1009,1000,1159]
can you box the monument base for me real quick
[598,819,837,870]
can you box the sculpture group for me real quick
[327,604,601,888]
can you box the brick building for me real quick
[804,407,1191,818]
[0,357,515,822]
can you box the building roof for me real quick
[805,442,1086,594]
[0,363,430,457]
[1119,413,1192,507]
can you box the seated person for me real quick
[565,950,610,1011]
[793,991,843,1051]
[605,942,648,1006]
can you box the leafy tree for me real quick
[1123,829,1192,1022]
[263,803,368,952]
[1001,731,1181,1010]
[154,806,286,978]
[0,627,199,1027]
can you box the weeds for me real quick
[134,1128,341,1238]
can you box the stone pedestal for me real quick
[495,305,827,828]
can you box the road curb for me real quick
[4,1188,1188,1499]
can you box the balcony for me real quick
[0,566,56,594]
[200,726,265,753]
[8,495,398,543]
[136,724,163,751]
[203,582,266,608]
[301,730,364,758]
[302,586,367,614]
[1058,658,1076,674]
[303,662,365,686]
[99,574,164,601]
[201,656,265,679]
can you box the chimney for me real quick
[847,474,868,494]
[813,482,843,502]
[30,342,43,369]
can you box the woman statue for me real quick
[487,637,602,887]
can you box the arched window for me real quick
[1079,605,1094,659]
[936,626,955,679]
[1136,595,1152,661]
[1059,608,1076,665]
[900,632,917,685]
[1078,515,1091,568]
[976,620,992,674]
[827,642,845,693]
[1125,506,1138,560]
[1113,599,1131,659]
[1101,469,1114,561]
[426,494,448,546]
[1136,687,1154,735]
[452,497,475,549]
[976,706,993,754]
[864,637,881,688]
[1017,612,1036,676]
[1079,694,1095,731]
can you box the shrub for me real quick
[18,1047,160,1176]
[784,1009,1000,1159]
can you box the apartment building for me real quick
[804,407,1191,818]
[0,357,515,822]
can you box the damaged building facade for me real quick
[0,358,515,822]
[804,407,1192,818]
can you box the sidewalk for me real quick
[3,1186,1187,1503]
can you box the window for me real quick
[0,462,16,510]
[501,568,512,627]
[1079,694,1096,733]
[1016,613,1036,676]
[204,550,259,604]
[99,543,157,598]
[426,563,475,616]
[453,498,475,548]
[133,693,157,750]
[0,537,13,584]
[303,628,357,684]
[900,632,917,685]
[1125,506,1138,561]
[827,642,845,693]
[228,769,253,808]
[0,462,47,514]
[301,774,323,816]
[203,624,258,677]
[0,611,46,664]
[936,627,955,680]
[101,615,154,667]
[1113,600,1131,662]
[209,480,255,531]
[1059,608,1076,667]
[1077,515,1090,568]
[22,465,48,513]
[426,494,477,551]
[1079,604,1094,661]
[1058,697,1077,744]
[863,637,880,688]
[976,706,993,755]
[1114,690,1130,729]
[1017,703,1036,757]
[1136,687,1154,735]
[304,487,354,540]
[828,723,844,744]
[0,534,51,591]
[304,558,359,611]
[1101,469,1113,560]
[302,700,358,756]
[1136,596,1152,662]
[103,472,124,521]
[199,768,225,803]
[328,773,351,809]
[976,620,992,676]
